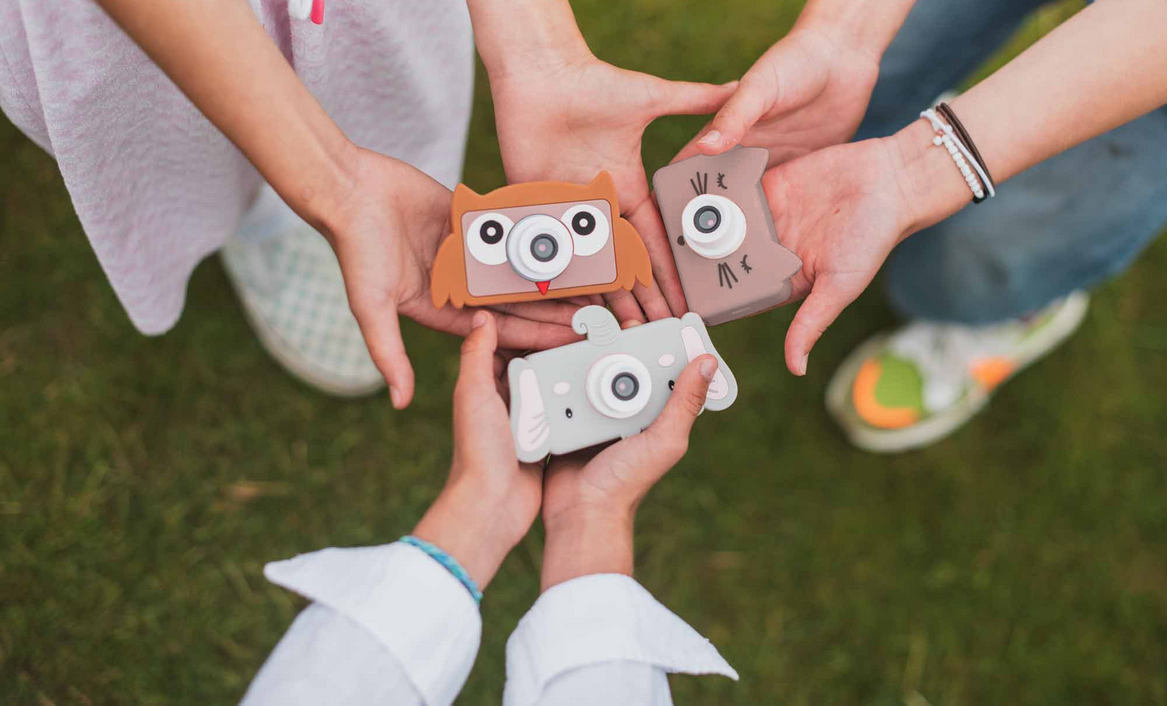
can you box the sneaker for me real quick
[825,291,1090,453]
[220,186,385,397]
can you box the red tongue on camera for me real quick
[536,281,550,295]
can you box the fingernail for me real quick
[621,320,642,329]
[698,130,722,146]
[472,311,489,329]
[699,357,717,381]
[798,353,809,376]
[721,80,739,89]
[389,386,403,408]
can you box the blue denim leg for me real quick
[855,0,1048,141]
[886,109,1166,322]
[855,0,1167,323]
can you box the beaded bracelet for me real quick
[936,102,996,195]
[400,535,483,604]
[919,107,995,203]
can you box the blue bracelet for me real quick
[400,535,483,605]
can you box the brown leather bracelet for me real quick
[937,102,996,196]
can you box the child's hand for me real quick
[322,148,581,409]
[411,311,544,589]
[490,55,735,322]
[539,348,718,590]
[761,123,951,377]
[675,24,880,167]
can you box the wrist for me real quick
[470,1,592,81]
[795,0,915,60]
[411,477,526,591]
[886,118,973,241]
[540,509,635,592]
[296,137,362,245]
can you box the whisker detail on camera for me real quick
[690,171,708,196]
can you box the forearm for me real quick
[896,0,1166,237]
[464,0,590,78]
[795,0,917,58]
[541,512,634,592]
[93,0,355,230]
[412,478,526,590]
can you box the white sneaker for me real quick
[220,186,385,397]
[825,291,1090,453]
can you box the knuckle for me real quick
[684,388,708,416]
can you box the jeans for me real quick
[854,0,1166,323]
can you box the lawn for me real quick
[1,1,1164,704]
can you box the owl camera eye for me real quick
[572,211,595,234]
[560,204,611,256]
[480,219,505,244]
[586,353,652,419]
[680,194,746,260]
[466,212,513,265]
[507,214,574,282]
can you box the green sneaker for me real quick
[221,186,385,397]
[825,291,1089,453]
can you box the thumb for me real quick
[642,75,738,119]
[694,40,820,155]
[356,302,416,409]
[693,76,773,155]
[454,310,499,407]
[643,354,717,461]
[784,279,853,377]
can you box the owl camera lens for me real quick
[507,214,574,282]
[530,233,559,262]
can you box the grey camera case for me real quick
[507,305,738,462]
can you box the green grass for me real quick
[1,1,1164,704]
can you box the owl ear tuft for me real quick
[452,183,481,216]
[588,171,619,202]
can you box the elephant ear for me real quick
[679,312,738,411]
[508,359,551,463]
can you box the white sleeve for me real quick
[240,542,482,706]
[503,574,737,706]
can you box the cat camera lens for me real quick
[693,205,721,234]
[680,194,746,260]
[611,372,639,401]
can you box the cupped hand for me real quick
[411,310,544,589]
[322,147,582,409]
[762,134,920,377]
[675,25,880,167]
[490,54,736,321]
[539,350,718,589]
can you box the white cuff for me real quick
[503,574,737,706]
[264,542,481,706]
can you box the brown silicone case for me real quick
[653,147,802,325]
[430,172,653,309]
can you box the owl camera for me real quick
[653,146,802,326]
[430,173,654,308]
[508,305,738,462]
